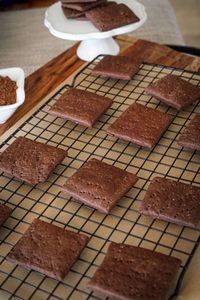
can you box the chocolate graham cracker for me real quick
[0,204,12,227]
[0,136,66,185]
[62,6,85,18]
[61,0,98,3]
[107,103,173,148]
[145,75,200,110]
[177,115,200,151]
[62,0,106,12]
[61,158,138,213]
[48,88,112,127]
[88,242,181,300]
[86,3,139,32]
[7,219,89,280]
[140,177,200,228]
[92,55,141,80]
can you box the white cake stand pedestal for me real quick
[44,0,147,61]
[77,38,120,61]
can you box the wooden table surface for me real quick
[1,35,200,138]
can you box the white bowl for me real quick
[0,68,25,124]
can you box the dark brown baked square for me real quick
[145,75,200,110]
[62,6,85,18]
[140,177,200,228]
[92,55,141,80]
[7,219,89,280]
[87,242,181,300]
[62,0,106,12]
[86,3,139,32]
[0,204,12,227]
[62,0,98,3]
[49,88,112,127]
[0,136,66,185]
[61,158,138,213]
[107,103,173,148]
[177,115,200,151]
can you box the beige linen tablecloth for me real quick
[0,1,200,300]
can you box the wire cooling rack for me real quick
[0,56,200,300]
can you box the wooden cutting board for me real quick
[1,35,200,137]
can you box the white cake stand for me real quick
[44,0,147,61]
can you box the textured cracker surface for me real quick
[49,88,112,127]
[86,3,139,31]
[0,136,66,184]
[178,115,200,151]
[107,103,173,148]
[146,75,200,110]
[140,177,200,228]
[7,219,89,280]
[88,242,181,300]
[92,55,141,80]
[61,158,138,213]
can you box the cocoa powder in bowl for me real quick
[0,76,17,105]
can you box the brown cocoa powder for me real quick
[0,75,17,105]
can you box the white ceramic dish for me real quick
[0,68,25,124]
[44,0,147,61]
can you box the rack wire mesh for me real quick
[0,56,200,300]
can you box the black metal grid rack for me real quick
[0,56,200,300]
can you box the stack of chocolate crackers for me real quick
[61,0,107,20]
[61,0,140,31]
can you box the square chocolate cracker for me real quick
[140,177,200,228]
[62,0,98,3]
[86,3,139,32]
[48,88,112,127]
[62,0,106,12]
[92,55,141,80]
[145,75,200,110]
[87,242,181,300]
[61,158,138,213]
[107,103,173,148]
[62,6,85,18]
[177,115,200,151]
[0,204,12,227]
[0,136,66,185]
[7,219,89,280]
